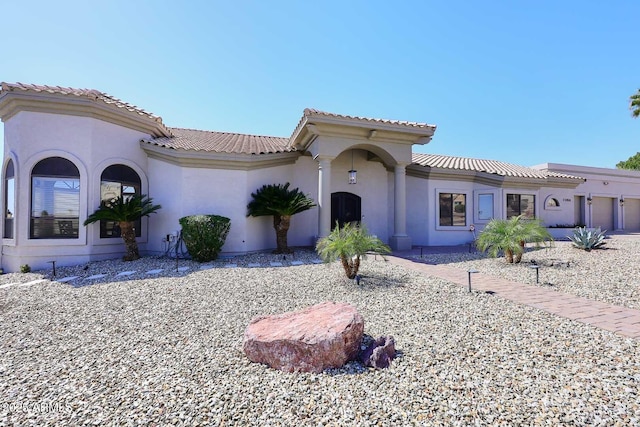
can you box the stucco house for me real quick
[1,82,639,272]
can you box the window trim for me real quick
[92,159,149,246]
[4,159,15,240]
[506,193,536,219]
[544,195,561,211]
[29,157,81,240]
[99,164,142,239]
[436,189,468,230]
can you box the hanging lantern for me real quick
[348,169,357,184]
[348,150,357,184]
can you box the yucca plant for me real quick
[569,227,607,251]
[84,194,161,261]
[476,215,553,264]
[316,222,390,279]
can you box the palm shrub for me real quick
[569,227,606,251]
[316,222,391,279]
[247,183,316,254]
[84,194,161,261]
[476,215,553,264]
[179,215,231,262]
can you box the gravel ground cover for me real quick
[422,236,640,310]
[1,250,640,425]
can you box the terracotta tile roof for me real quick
[145,128,294,155]
[290,108,436,143]
[412,153,584,180]
[302,108,436,129]
[1,82,162,121]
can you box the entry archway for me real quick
[331,192,361,228]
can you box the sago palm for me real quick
[316,222,391,279]
[476,215,552,264]
[84,194,162,261]
[247,183,316,254]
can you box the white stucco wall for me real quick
[9,108,640,273]
[1,111,153,271]
[331,150,389,242]
[407,174,506,246]
[534,163,640,231]
[147,155,319,256]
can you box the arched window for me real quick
[31,157,80,239]
[544,195,561,210]
[4,160,15,239]
[100,164,142,238]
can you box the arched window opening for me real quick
[30,157,80,239]
[544,196,561,210]
[100,164,142,238]
[4,160,15,239]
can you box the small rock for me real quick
[359,335,396,369]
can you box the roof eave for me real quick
[408,164,584,189]
[141,141,300,170]
[290,113,436,151]
[0,90,171,138]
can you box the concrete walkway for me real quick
[387,254,640,340]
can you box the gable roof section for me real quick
[299,108,435,131]
[0,82,171,137]
[144,127,293,155]
[412,153,585,181]
[289,108,436,150]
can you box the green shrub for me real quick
[20,264,31,273]
[179,215,231,262]
[569,227,606,251]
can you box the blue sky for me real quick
[1,0,638,168]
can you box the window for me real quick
[507,194,535,219]
[545,196,560,210]
[439,193,466,226]
[30,157,80,239]
[477,193,494,221]
[100,164,142,238]
[4,160,15,239]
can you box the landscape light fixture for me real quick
[348,150,357,184]
[467,269,479,292]
[529,264,540,284]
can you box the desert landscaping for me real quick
[1,238,640,425]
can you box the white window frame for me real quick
[435,188,469,230]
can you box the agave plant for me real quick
[569,227,607,251]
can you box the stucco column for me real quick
[390,163,411,251]
[317,156,333,239]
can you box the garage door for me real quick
[591,197,614,231]
[624,198,640,231]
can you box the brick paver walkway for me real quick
[387,255,640,339]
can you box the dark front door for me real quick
[331,192,361,228]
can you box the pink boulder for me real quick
[243,301,364,373]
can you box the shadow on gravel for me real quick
[349,272,411,288]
